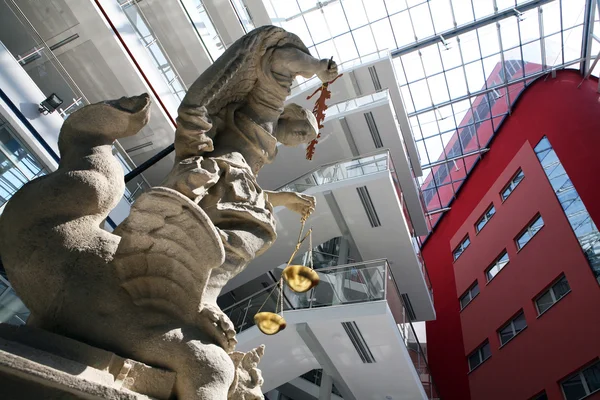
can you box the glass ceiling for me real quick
[261,0,597,231]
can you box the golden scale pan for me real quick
[254,212,319,335]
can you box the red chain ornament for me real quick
[305,72,343,160]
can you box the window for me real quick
[459,281,480,310]
[516,215,544,250]
[501,169,525,201]
[561,360,600,400]
[530,391,548,400]
[498,311,527,346]
[453,235,471,261]
[534,136,600,285]
[468,341,491,371]
[486,251,509,282]
[476,204,496,232]
[535,275,571,315]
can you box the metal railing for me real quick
[221,258,440,399]
[118,0,188,101]
[5,0,89,119]
[276,149,391,193]
[2,3,147,207]
[179,0,226,62]
[276,149,434,302]
[324,90,389,120]
[285,250,355,271]
[222,259,389,333]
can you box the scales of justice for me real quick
[0,25,341,399]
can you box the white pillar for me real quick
[244,0,272,27]
[202,0,245,46]
[319,372,333,400]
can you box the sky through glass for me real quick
[262,0,596,230]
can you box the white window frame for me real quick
[485,251,510,282]
[476,204,496,233]
[516,214,544,250]
[468,341,491,372]
[535,276,571,316]
[560,360,600,400]
[501,169,525,201]
[453,235,471,261]
[459,281,479,310]
[498,311,527,346]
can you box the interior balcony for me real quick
[285,51,421,178]
[224,149,435,322]
[259,89,428,235]
[224,259,439,400]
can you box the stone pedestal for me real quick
[0,324,176,400]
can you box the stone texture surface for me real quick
[0,323,173,399]
[0,26,337,399]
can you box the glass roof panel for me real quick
[260,0,592,233]
[429,0,455,32]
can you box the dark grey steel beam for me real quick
[420,148,490,170]
[391,0,557,57]
[407,57,585,117]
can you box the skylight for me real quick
[262,0,598,231]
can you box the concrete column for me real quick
[318,372,333,400]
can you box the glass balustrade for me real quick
[325,90,389,120]
[180,0,225,61]
[223,260,389,334]
[230,0,255,33]
[118,0,187,101]
[277,150,391,193]
[2,1,88,119]
[291,49,390,95]
[0,275,29,326]
[0,114,48,213]
[222,258,440,398]
[285,250,355,271]
[2,3,150,205]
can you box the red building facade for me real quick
[423,70,600,400]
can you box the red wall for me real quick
[423,70,600,400]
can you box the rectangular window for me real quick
[453,235,471,261]
[498,311,527,346]
[535,275,571,315]
[486,251,509,282]
[561,360,600,400]
[534,136,600,285]
[476,204,496,233]
[516,215,544,250]
[468,341,491,371]
[530,391,548,400]
[459,281,480,310]
[501,169,525,201]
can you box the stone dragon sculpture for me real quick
[0,26,337,399]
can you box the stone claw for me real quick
[199,304,238,353]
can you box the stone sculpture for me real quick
[0,26,337,399]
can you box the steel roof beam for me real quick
[406,57,585,118]
[391,0,556,58]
